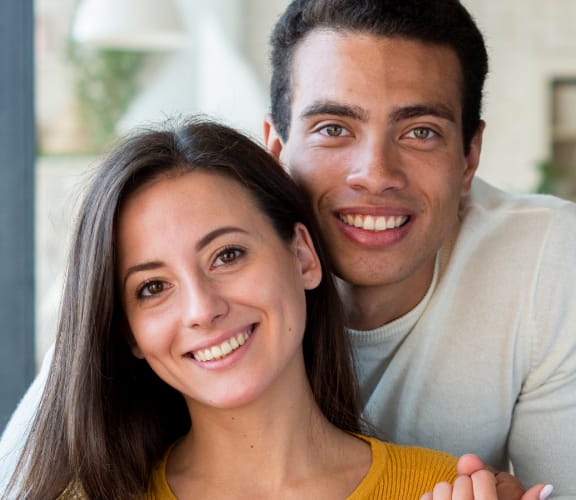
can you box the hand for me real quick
[420,469,498,500]
[457,454,553,500]
[459,454,524,499]
[420,454,553,500]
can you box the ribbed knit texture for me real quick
[349,436,457,499]
[146,435,457,499]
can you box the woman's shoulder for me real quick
[348,434,458,499]
[145,448,178,500]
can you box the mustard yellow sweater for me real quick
[146,434,457,499]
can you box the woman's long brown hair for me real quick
[9,117,360,499]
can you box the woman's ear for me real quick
[131,342,145,360]
[292,223,322,290]
[128,329,144,359]
[121,317,145,359]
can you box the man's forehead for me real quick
[288,30,463,119]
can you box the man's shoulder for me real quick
[436,177,576,297]
[440,177,576,279]
[466,177,576,215]
[460,177,576,239]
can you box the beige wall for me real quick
[35,0,576,365]
[464,0,576,192]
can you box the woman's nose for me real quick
[180,276,229,330]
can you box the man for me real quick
[263,0,575,497]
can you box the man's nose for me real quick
[345,140,407,194]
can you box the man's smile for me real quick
[338,213,409,232]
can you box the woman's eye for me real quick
[138,280,167,298]
[213,247,245,268]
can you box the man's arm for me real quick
[508,203,576,498]
[0,345,53,496]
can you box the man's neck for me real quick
[337,258,436,331]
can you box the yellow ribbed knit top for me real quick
[146,434,458,499]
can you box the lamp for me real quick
[72,0,188,50]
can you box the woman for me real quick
[8,118,546,499]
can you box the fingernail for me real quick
[539,484,554,500]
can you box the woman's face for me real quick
[116,171,321,411]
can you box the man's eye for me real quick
[320,125,348,137]
[138,280,167,298]
[213,247,245,268]
[409,127,436,139]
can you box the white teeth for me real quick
[192,329,252,362]
[211,345,222,358]
[340,213,408,232]
[375,216,388,231]
[364,215,375,231]
[221,341,232,355]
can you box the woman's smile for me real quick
[188,324,255,362]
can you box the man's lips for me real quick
[337,213,410,232]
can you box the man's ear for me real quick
[461,120,485,196]
[291,222,322,290]
[263,114,284,161]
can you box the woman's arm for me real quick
[0,345,53,497]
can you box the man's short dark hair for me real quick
[270,0,488,154]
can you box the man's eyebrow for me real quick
[299,101,368,122]
[121,226,248,288]
[389,104,456,124]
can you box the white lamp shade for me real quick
[72,0,188,50]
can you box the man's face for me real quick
[265,31,483,325]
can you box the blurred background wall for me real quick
[7,0,575,425]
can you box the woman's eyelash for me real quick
[131,246,247,299]
[136,279,166,299]
[213,246,246,267]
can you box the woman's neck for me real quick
[166,374,370,499]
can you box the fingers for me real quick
[471,469,498,499]
[452,475,475,500]
[453,455,553,500]
[494,471,526,500]
[422,470,498,500]
[420,481,453,500]
[521,483,554,500]
[457,454,487,476]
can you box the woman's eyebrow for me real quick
[195,226,249,251]
[122,261,164,290]
[121,226,249,289]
